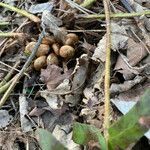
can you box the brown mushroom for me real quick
[47,53,59,65]
[59,45,75,58]
[25,42,49,57]
[34,56,47,71]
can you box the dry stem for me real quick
[0,2,40,22]
[103,0,111,148]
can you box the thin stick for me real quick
[0,61,29,77]
[0,30,45,108]
[0,2,40,23]
[0,60,20,87]
[81,10,150,19]
[65,0,95,14]
[103,0,111,148]
[0,75,17,94]
[66,29,106,32]
[0,22,10,26]
[0,32,24,37]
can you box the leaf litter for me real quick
[0,0,150,149]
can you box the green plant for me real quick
[73,89,150,150]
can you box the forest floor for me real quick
[0,0,150,150]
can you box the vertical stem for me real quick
[103,0,111,148]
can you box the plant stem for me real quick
[80,0,96,8]
[0,21,9,26]
[0,75,16,94]
[0,32,24,37]
[0,2,40,23]
[0,61,20,87]
[0,30,45,108]
[81,10,150,19]
[103,0,111,149]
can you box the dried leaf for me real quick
[127,39,147,66]
[110,76,145,94]
[64,54,89,106]
[29,107,46,117]
[92,22,128,62]
[19,95,33,132]
[71,54,89,93]
[53,125,81,150]
[0,110,12,128]
[40,91,63,110]
[41,10,67,42]
[114,38,148,80]
[40,64,72,90]
[29,2,53,14]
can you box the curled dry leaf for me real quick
[110,76,145,94]
[40,64,72,90]
[71,54,89,93]
[64,54,89,106]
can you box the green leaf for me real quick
[36,128,67,150]
[73,122,107,150]
[109,89,150,149]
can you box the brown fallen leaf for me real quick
[40,64,72,90]
[127,38,148,66]
[92,22,128,62]
[114,38,148,80]
[71,54,89,93]
[110,76,145,94]
[29,107,46,117]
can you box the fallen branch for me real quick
[81,10,150,19]
[0,2,40,23]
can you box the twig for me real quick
[0,21,10,26]
[0,61,29,77]
[65,0,95,14]
[67,29,106,32]
[0,2,40,23]
[0,32,24,38]
[0,61,20,87]
[103,0,111,148]
[81,10,150,19]
[0,30,45,108]
[0,75,17,94]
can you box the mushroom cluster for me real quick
[24,33,79,71]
